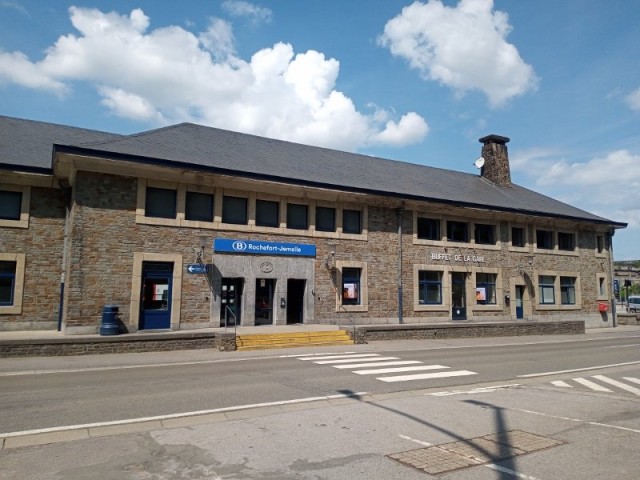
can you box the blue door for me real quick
[140,262,173,330]
[515,286,524,319]
[451,272,467,320]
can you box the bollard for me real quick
[100,305,120,335]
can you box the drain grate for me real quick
[388,430,564,475]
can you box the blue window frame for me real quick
[560,276,576,304]
[0,190,22,220]
[342,268,361,305]
[419,271,442,304]
[539,275,555,304]
[0,261,16,306]
[476,273,497,304]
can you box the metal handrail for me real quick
[339,305,356,345]
[224,305,238,336]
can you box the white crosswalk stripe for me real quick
[550,375,640,395]
[297,353,477,384]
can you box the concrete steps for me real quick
[235,330,353,350]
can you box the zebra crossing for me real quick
[550,375,640,396]
[288,352,477,384]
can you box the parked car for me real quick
[629,295,640,313]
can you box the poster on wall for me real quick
[475,288,486,302]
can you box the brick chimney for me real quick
[478,134,511,186]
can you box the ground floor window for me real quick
[539,275,556,304]
[0,261,16,306]
[418,270,442,304]
[475,273,497,304]
[560,276,576,305]
[342,267,361,305]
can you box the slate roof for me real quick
[54,122,624,227]
[0,115,121,173]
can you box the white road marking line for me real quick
[280,352,356,358]
[378,370,477,383]
[623,377,640,385]
[485,463,542,480]
[333,360,422,369]
[0,391,370,439]
[510,407,640,434]
[603,344,640,348]
[551,380,572,388]
[314,356,399,365]
[517,360,640,378]
[353,365,449,375]
[298,353,381,361]
[398,434,432,447]
[592,375,640,395]
[428,384,520,396]
[573,377,612,392]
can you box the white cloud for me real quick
[0,7,427,151]
[221,1,272,25]
[379,0,537,107]
[515,148,640,229]
[626,87,640,110]
[1,1,29,16]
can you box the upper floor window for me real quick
[511,227,526,247]
[418,271,442,304]
[539,275,555,304]
[0,190,21,221]
[447,221,469,242]
[475,224,496,245]
[222,195,248,225]
[287,203,308,230]
[536,229,554,250]
[185,191,213,222]
[316,206,336,232]
[475,273,497,304]
[597,235,606,254]
[145,187,177,219]
[256,199,279,228]
[0,261,16,306]
[417,217,440,240]
[558,232,575,251]
[343,209,362,234]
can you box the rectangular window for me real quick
[417,217,440,240]
[342,267,361,306]
[418,271,442,304]
[145,187,177,219]
[0,261,16,306]
[256,199,280,227]
[597,235,605,253]
[0,190,22,220]
[558,232,575,251]
[536,229,554,250]
[511,227,525,247]
[560,277,576,305]
[185,191,213,222]
[315,206,336,232]
[287,203,308,230]
[599,277,606,297]
[476,273,497,304]
[539,275,555,304]
[222,195,248,225]
[343,209,362,234]
[447,221,469,242]
[475,224,496,245]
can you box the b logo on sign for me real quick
[232,241,247,251]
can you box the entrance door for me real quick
[140,262,173,330]
[220,278,243,327]
[255,278,275,326]
[287,279,305,324]
[515,285,525,319]
[451,272,467,320]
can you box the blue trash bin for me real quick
[100,305,120,336]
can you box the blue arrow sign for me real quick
[186,264,208,274]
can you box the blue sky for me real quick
[1,0,639,259]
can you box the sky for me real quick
[0,0,639,260]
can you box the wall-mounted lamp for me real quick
[197,237,208,262]
[519,255,534,276]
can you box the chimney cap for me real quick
[479,134,510,145]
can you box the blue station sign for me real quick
[186,263,208,274]
[214,239,316,257]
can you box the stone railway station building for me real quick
[0,115,627,334]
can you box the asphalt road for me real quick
[2,328,640,434]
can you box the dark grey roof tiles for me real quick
[66,122,621,226]
[0,115,121,172]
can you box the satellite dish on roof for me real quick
[474,157,485,169]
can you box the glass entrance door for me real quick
[515,285,524,319]
[140,262,173,330]
[451,272,467,320]
[286,279,305,324]
[220,278,243,327]
[255,278,275,326]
